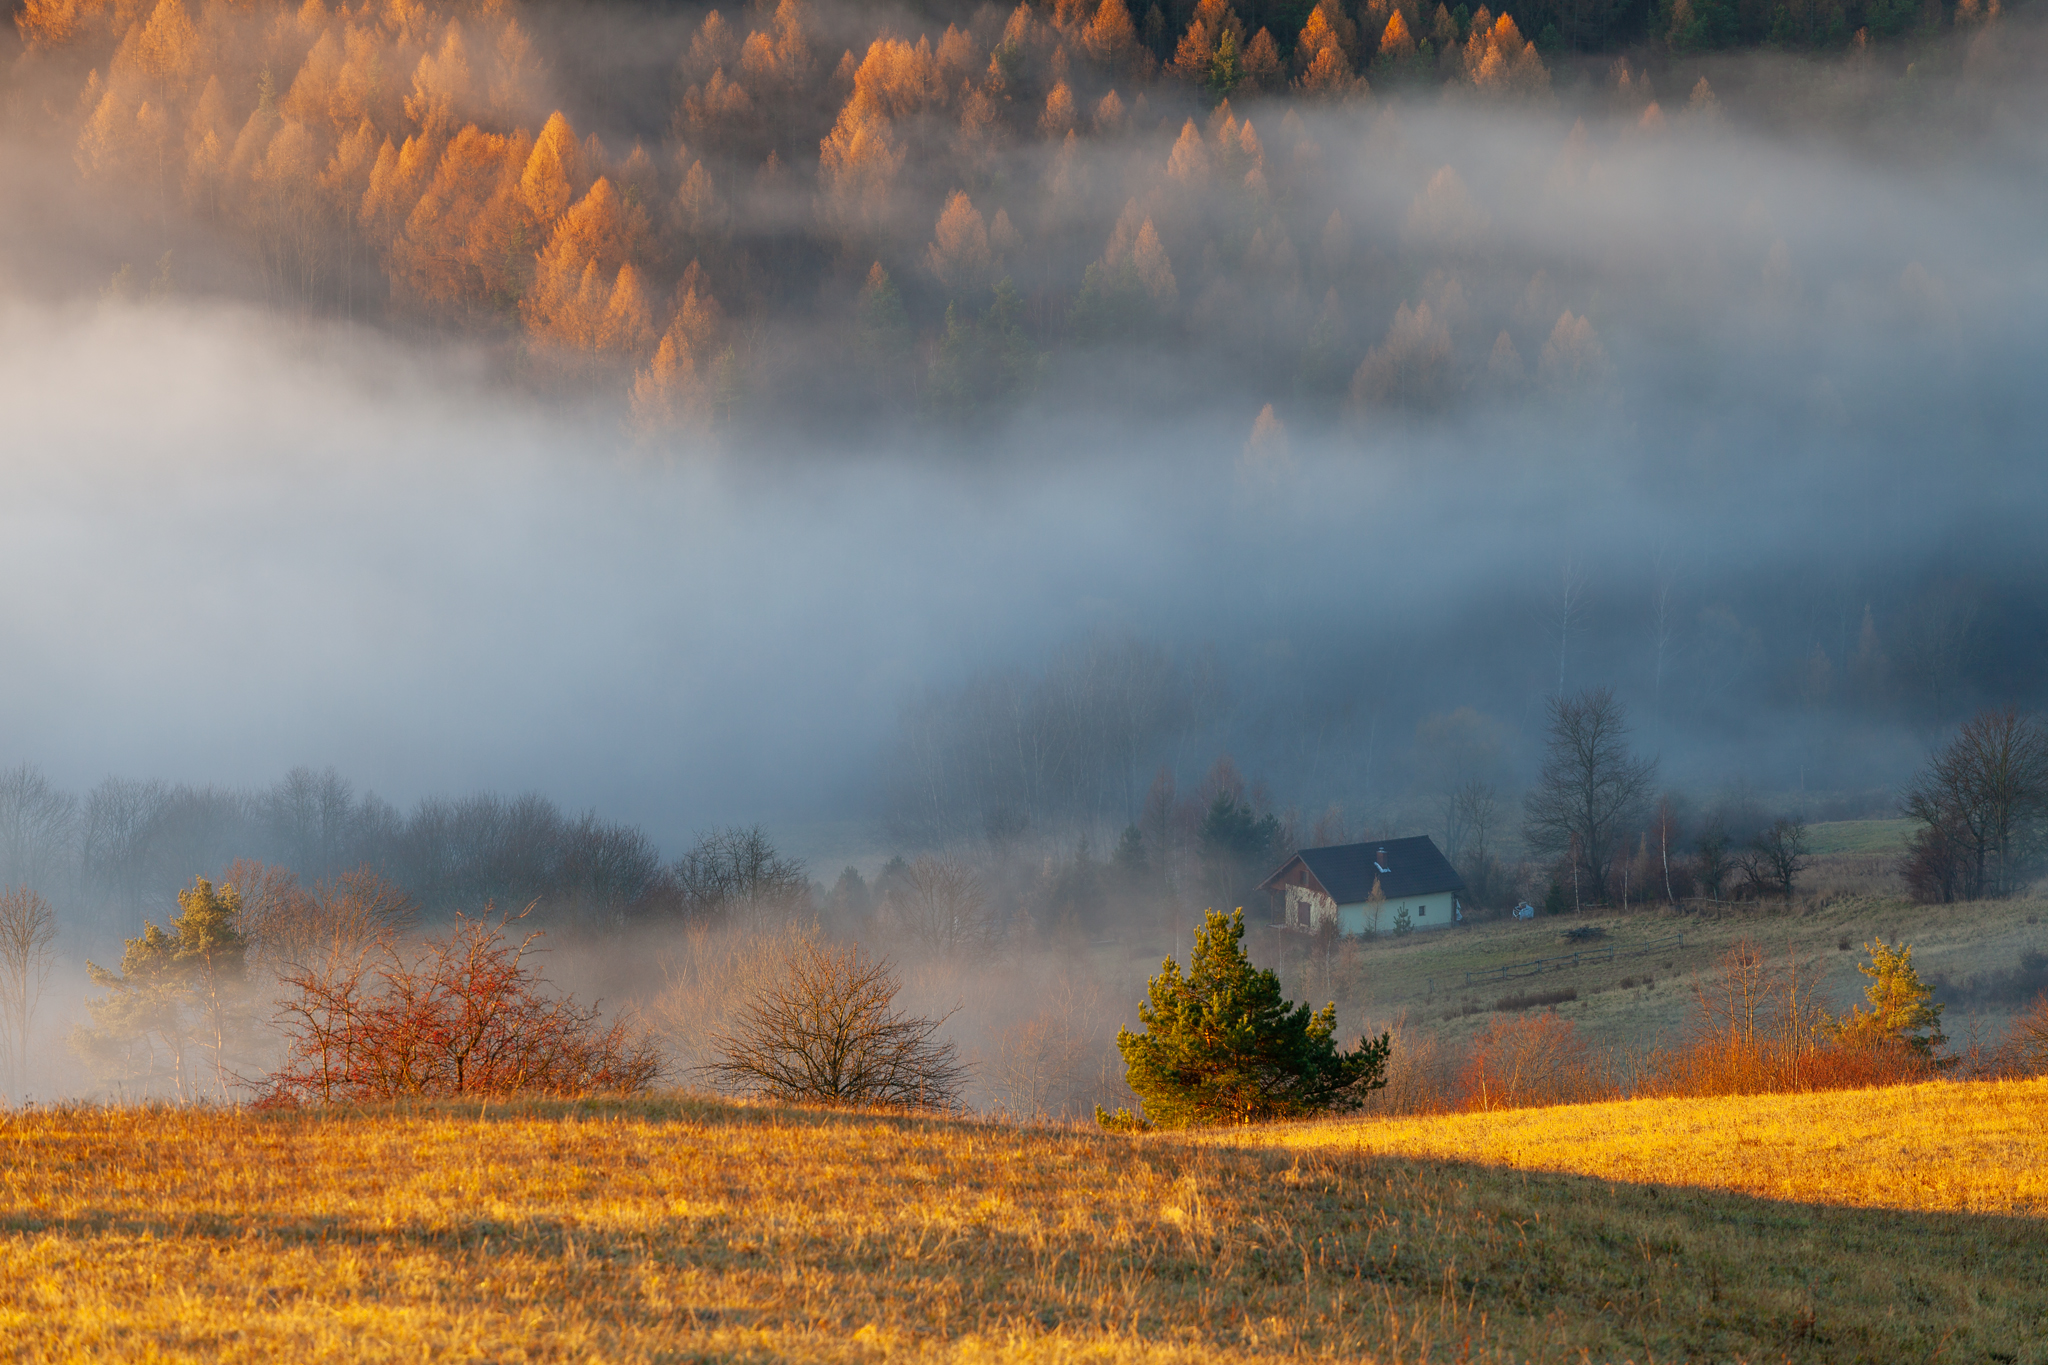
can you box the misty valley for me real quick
[2,0,2046,1359]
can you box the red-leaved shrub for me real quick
[258,912,661,1105]
[1453,1011,1612,1111]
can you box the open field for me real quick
[1230,1075,2048,1217]
[1802,820,1916,856]
[1205,891,2048,1059]
[3,1088,2046,1363]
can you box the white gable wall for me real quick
[1337,891,1457,935]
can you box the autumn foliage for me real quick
[259,911,660,1105]
[24,0,1585,432]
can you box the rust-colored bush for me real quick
[1453,1010,1611,1111]
[258,912,660,1105]
[1638,938,1940,1098]
[1643,1032,1936,1098]
[2009,992,2048,1076]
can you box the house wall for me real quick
[1337,891,1458,936]
[1281,885,1337,928]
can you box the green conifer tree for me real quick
[1206,28,1239,100]
[927,279,1041,417]
[1836,938,1946,1056]
[1104,908,1389,1127]
[1113,824,1149,883]
[79,876,250,1100]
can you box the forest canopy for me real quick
[9,0,2019,437]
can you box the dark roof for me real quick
[1260,836,1465,903]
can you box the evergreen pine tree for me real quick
[1836,938,1946,1056]
[79,877,250,1101]
[1106,908,1390,1127]
[1114,824,1149,882]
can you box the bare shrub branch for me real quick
[700,934,965,1109]
[226,859,417,976]
[259,908,660,1105]
[2011,993,2048,1075]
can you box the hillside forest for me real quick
[8,0,2024,433]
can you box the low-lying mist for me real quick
[2,0,2045,1102]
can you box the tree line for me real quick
[1520,687,2048,910]
[0,761,811,936]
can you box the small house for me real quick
[1259,836,1466,936]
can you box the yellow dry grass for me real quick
[1235,1075,2048,1218]
[1,1089,2044,1363]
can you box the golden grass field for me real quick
[3,1082,2046,1363]
[1235,1074,2048,1216]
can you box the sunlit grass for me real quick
[1,1088,2044,1362]
[1233,1075,2048,1216]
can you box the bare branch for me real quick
[699,934,965,1109]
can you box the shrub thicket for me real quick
[700,934,966,1109]
[260,911,660,1104]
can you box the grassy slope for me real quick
[3,1090,2046,1363]
[1803,819,1916,855]
[1252,890,2048,1057]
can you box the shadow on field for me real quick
[3,1097,2044,1363]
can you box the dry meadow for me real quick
[3,1082,2045,1363]
[1234,1074,2048,1216]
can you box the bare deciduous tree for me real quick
[260,766,364,885]
[1902,708,2048,900]
[1522,687,1656,903]
[80,776,171,925]
[0,765,78,899]
[1413,707,1507,866]
[887,632,1199,843]
[700,935,965,1109]
[1695,820,1733,901]
[0,887,58,1100]
[649,922,790,1074]
[1742,817,1811,901]
[225,859,417,975]
[892,854,992,954]
[1449,780,1499,866]
[670,826,810,923]
[990,1007,1097,1119]
[1650,794,1683,903]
